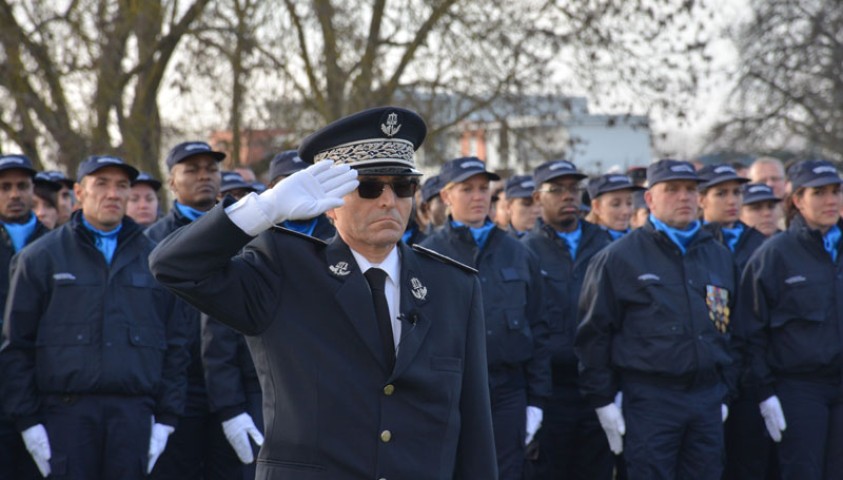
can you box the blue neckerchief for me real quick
[606,228,628,242]
[82,216,122,265]
[2,212,37,253]
[649,214,701,255]
[555,221,582,259]
[823,225,841,263]
[720,223,745,253]
[452,220,496,249]
[174,202,207,222]
[283,218,318,237]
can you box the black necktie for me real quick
[364,268,395,370]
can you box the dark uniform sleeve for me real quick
[149,203,282,336]
[524,250,552,407]
[153,295,192,427]
[454,275,499,479]
[201,314,248,421]
[0,251,48,431]
[735,247,777,401]
[574,249,620,409]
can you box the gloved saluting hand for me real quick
[227,160,359,236]
[525,406,543,445]
[21,424,51,478]
[147,419,175,473]
[759,395,786,442]
[222,412,265,464]
[595,402,625,455]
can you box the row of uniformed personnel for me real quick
[1,104,841,480]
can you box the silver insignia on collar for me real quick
[329,261,351,277]
[410,277,427,300]
[381,112,402,137]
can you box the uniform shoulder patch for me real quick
[411,244,478,274]
[269,225,329,247]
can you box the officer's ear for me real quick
[643,188,654,210]
[73,179,85,203]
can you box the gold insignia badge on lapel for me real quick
[329,261,351,277]
[706,285,730,333]
[381,112,402,137]
[410,277,427,300]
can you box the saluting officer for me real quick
[150,107,497,479]
[575,159,739,480]
[521,160,614,480]
[0,155,190,479]
[738,160,843,480]
[421,158,550,480]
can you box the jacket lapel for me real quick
[391,242,432,380]
[324,237,389,373]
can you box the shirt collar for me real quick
[350,245,400,286]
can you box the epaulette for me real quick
[411,244,478,274]
[269,225,329,247]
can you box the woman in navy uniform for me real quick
[738,159,843,480]
[740,183,782,238]
[150,107,497,480]
[585,174,645,242]
[421,158,550,480]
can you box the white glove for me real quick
[226,160,358,236]
[614,391,623,409]
[222,412,265,464]
[147,421,175,473]
[21,424,51,478]
[722,403,729,423]
[524,406,543,445]
[595,402,625,455]
[759,395,786,442]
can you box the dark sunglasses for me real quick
[357,179,419,199]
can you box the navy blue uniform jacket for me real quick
[0,211,190,430]
[420,221,551,406]
[575,220,740,408]
[737,214,843,401]
[149,204,498,480]
[521,219,610,381]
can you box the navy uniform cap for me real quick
[533,159,587,185]
[298,106,427,176]
[0,154,37,177]
[33,172,62,191]
[220,171,256,194]
[132,172,162,191]
[742,183,781,205]
[587,174,644,199]
[788,159,843,190]
[438,157,501,185]
[43,170,74,189]
[646,159,702,187]
[165,141,226,170]
[632,189,648,211]
[76,155,139,182]
[504,175,536,199]
[421,175,444,203]
[697,164,749,190]
[269,150,307,181]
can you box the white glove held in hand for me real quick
[722,403,729,423]
[524,406,543,445]
[226,160,358,236]
[147,421,175,473]
[21,424,51,478]
[222,412,265,464]
[595,403,626,455]
[759,395,786,442]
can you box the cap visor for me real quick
[799,176,843,189]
